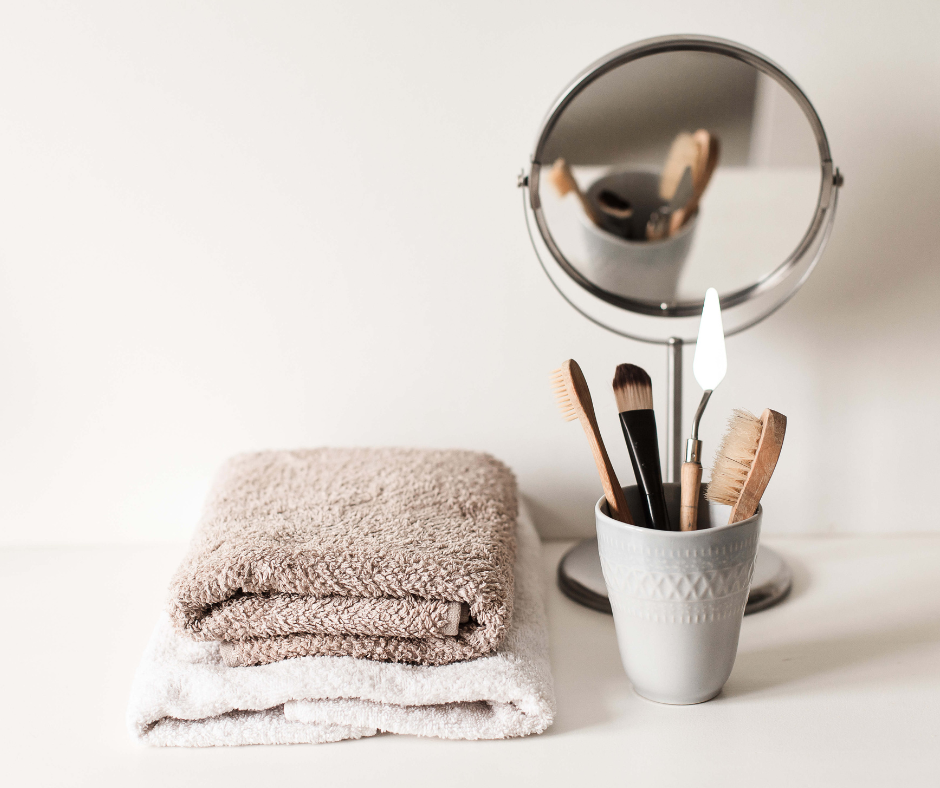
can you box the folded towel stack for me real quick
[128,448,555,745]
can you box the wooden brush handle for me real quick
[549,159,603,227]
[563,360,634,524]
[579,403,632,523]
[729,409,787,524]
[679,461,702,531]
[584,420,633,524]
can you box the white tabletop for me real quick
[4,536,939,787]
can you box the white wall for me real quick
[1,1,938,545]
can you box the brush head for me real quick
[550,359,593,423]
[612,363,653,412]
[705,409,763,506]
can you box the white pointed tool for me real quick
[680,288,727,530]
[693,288,728,390]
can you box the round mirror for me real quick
[523,35,841,343]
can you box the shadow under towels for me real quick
[170,448,517,667]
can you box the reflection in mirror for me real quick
[537,50,822,308]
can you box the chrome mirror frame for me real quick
[522,34,842,343]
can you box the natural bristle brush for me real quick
[551,359,634,524]
[706,408,787,524]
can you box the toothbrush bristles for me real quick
[550,369,579,421]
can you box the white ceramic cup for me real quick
[595,483,761,705]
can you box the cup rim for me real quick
[595,486,761,537]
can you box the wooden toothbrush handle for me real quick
[600,452,633,525]
[581,416,633,524]
[679,461,702,531]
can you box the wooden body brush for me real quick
[706,408,787,523]
[551,359,633,524]
[670,130,720,234]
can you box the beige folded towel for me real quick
[128,505,553,746]
[170,448,517,667]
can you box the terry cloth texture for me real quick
[128,505,554,746]
[170,448,518,667]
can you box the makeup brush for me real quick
[680,287,727,531]
[612,364,672,531]
[706,408,787,524]
[551,359,634,524]
[547,158,603,226]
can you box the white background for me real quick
[1,1,938,544]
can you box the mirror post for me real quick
[666,337,683,483]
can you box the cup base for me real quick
[632,686,722,706]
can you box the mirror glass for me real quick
[535,49,823,312]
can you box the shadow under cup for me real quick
[595,484,761,705]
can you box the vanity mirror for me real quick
[521,35,842,613]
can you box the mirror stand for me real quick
[521,35,842,617]
[665,337,683,483]
[520,168,815,616]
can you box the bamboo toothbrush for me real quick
[551,359,633,524]
[681,287,727,531]
[612,363,672,531]
[706,408,787,523]
[547,158,603,226]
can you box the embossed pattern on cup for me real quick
[596,484,761,705]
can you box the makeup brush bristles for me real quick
[612,363,653,412]
[706,409,763,505]
[550,368,578,421]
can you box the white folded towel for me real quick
[126,504,555,746]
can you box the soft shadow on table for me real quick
[540,548,631,736]
[725,619,940,700]
[728,545,940,699]
[543,598,627,735]
[774,547,811,604]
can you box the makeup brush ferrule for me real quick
[686,438,703,464]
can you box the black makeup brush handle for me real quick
[618,409,673,531]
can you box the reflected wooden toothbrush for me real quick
[547,158,604,226]
[551,359,633,524]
